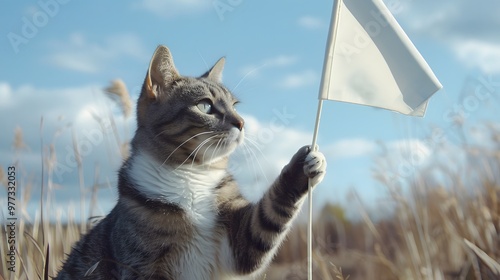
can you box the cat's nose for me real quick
[232,119,244,131]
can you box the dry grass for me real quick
[1,85,499,279]
[268,124,500,280]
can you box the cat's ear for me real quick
[202,57,225,83]
[144,45,179,99]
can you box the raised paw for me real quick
[304,150,327,186]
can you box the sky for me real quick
[1,0,500,221]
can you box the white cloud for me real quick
[393,0,500,73]
[325,138,377,159]
[1,83,139,225]
[0,82,132,180]
[298,16,324,29]
[372,138,435,184]
[387,139,432,162]
[0,82,130,221]
[0,82,13,108]
[134,0,212,18]
[50,54,97,73]
[239,54,298,78]
[395,0,500,41]
[45,33,149,73]
[453,40,500,74]
[278,70,318,89]
[263,55,298,67]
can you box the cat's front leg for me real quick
[221,146,326,277]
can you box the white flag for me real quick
[319,0,442,116]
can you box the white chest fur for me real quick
[128,151,227,279]
[129,152,225,216]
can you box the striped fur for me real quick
[55,45,326,280]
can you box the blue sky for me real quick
[1,0,499,221]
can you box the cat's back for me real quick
[56,196,197,279]
[55,208,118,279]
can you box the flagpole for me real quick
[307,99,323,279]
[307,0,342,279]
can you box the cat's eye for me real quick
[233,101,239,111]
[196,100,213,114]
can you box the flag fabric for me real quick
[319,0,442,116]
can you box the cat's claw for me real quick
[304,149,327,186]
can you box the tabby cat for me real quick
[55,45,327,280]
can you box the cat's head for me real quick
[133,45,244,168]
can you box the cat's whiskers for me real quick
[238,138,270,184]
[237,143,259,180]
[205,132,242,170]
[160,131,216,168]
[233,63,267,91]
[200,137,223,170]
[241,134,264,154]
[200,140,218,167]
[153,128,171,140]
[243,133,273,164]
[177,134,220,169]
[209,135,226,163]
[179,136,215,168]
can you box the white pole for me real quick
[307,100,323,279]
[307,0,342,279]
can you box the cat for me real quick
[55,45,327,280]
